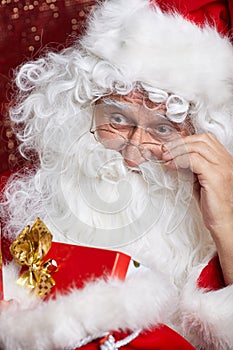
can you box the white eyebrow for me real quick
[102,97,172,122]
[102,98,128,109]
[101,96,186,128]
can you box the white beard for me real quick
[2,131,222,350]
[42,132,214,286]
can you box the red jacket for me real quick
[78,256,224,350]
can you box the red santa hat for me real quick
[81,0,233,113]
[151,0,231,35]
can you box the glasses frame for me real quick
[90,113,167,163]
[90,103,194,164]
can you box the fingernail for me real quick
[161,144,168,152]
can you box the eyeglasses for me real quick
[90,103,191,163]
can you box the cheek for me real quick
[180,127,194,138]
[96,129,112,140]
[94,129,125,151]
[181,130,190,137]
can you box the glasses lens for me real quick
[145,115,185,144]
[139,143,165,163]
[91,102,192,164]
[93,129,127,151]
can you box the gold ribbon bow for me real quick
[10,217,58,298]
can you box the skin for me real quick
[94,100,185,167]
[162,133,233,285]
[1,100,232,311]
[95,98,233,285]
[124,127,233,286]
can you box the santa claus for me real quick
[0,0,233,349]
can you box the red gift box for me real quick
[45,242,131,297]
[1,223,131,300]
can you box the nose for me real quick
[129,125,145,144]
[121,127,147,167]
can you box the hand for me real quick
[162,133,233,284]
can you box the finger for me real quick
[165,132,216,146]
[163,133,229,163]
[164,151,214,177]
[164,133,224,154]
[165,153,230,195]
[162,140,220,164]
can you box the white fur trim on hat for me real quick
[82,0,233,109]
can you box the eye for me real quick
[156,124,176,134]
[147,123,178,140]
[109,113,132,130]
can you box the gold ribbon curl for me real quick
[10,217,58,298]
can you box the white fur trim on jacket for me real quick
[0,262,177,350]
[180,264,233,350]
